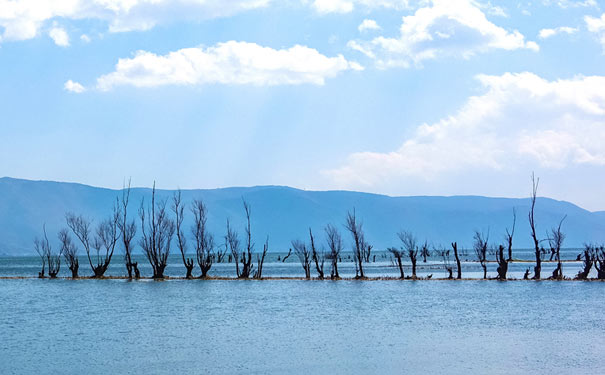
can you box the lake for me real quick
[1,253,604,374]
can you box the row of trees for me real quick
[34,182,269,280]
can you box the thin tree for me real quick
[594,246,605,279]
[473,230,489,279]
[292,239,311,279]
[34,225,61,278]
[529,172,542,279]
[237,199,254,278]
[576,245,594,280]
[59,228,79,278]
[309,228,325,279]
[438,248,453,279]
[139,183,175,279]
[452,242,462,279]
[398,230,418,279]
[173,190,194,278]
[33,230,47,278]
[191,198,214,278]
[505,208,516,262]
[225,220,242,277]
[325,224,342,279]
[547,216,566,280]
[420,241,430,263]
[495,245,507,280]
[118,180,139,279]
[345,209,366,278]
[387,247,405,279]
[253,237,269,279]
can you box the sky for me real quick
[1,0,605,210]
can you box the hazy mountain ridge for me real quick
[1,177,604,256]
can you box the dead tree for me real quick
[139,183,175,279]
[529,173,542,279]
[282,249,292,262]
[452,242,462,279]
[59,228,79,278]
[576,245,594,280]
[547,216,566,280]
[34,225,61,278]
[237,199,254,278]
[473,230,489,279]
[292,239,311,279]
[345,209,366,278]
[226,220,242,277]
[398,230,418,278]
[67,207,119,278]
[172,190,194,278]
[118,180,139,279]
[34,231,47,278]
[387,247,405,279]
[420,241,430,263]
[309,228,325,279]
[505,208,516,262]
[437,249,453,279]
[191,198,214,278]
[325,224,342,279]
[495,245,508,280]
[253,237,269,279]
[216,243,228,263]
[594,246,605,279]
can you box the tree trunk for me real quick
[452,242,461,279]
[397,257,404,279]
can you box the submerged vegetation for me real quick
[23,174,605,281]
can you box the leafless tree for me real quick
[139,183,175,279]
[309,228,325,279]
[505,208,516,262]
[237,199,255,278]
[473,230,489,279]
[67,206,119,278]
[281,248,293,262]
[593,245,605,279]
[172,190,194,278]
[345,209,366,278]
[452,242,462,279]
[387,247,405,279]
[191,198,214,278]
[225,220,242,277]
[216,243,228,263]
[325,224,342,279]
[34,225,61,278]
[420,241,430,263]
[34,231,47,278]
[529,173,542,279]
[547,216,566,280]
[398,230,418,278]
[59,228,78,278]
[118,180,139,279]
[292,239,311,279]
[495,245,508,280]
[576,245,594,280]
[253,237,269,279]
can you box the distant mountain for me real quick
[0,177,604,256]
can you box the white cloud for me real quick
[80,34,91,43]
[538,26,578,39]
[585,13,605,52]
[312,0,354,13]
[324,72,605,189]
[95,41,363,90]
[544,0,598,8]
[0,0,271,43]
[310,0,412,14]
[348,0,538,68]
[49,25,69,47]
[64,80,86,93]
[358,19,381,32]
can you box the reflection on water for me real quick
[1,278,604,374]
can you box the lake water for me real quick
[1,252,604,374]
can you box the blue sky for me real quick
[1,0,605,209]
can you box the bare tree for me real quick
[139,183,175,279]
[473,230,489,279]
[505,208,516,262]
[495,245,507,280]
[452,242,462,279]
[325,224,342,279]
[34,231,47,278]
[191,198,214,278]
[59,228,78,278]
[309,228,325,279]
[387,247,405,279]
[438,248,453,279]
[292,239,311,279]
[118,180,139,279]
[225,220,242,277]
[173,190,194,278]
[420,241,430,263]
[529,173,542,279]
[547,216,566,280]
[237,199,254,278]
[398,230,418,279]
[576,245,594,280]
[253,237,269,279]
[345,209,366,278]
[67,206,119,278]
[216,243,228,263]
[34,225,61,278]
[594,246,605,279]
